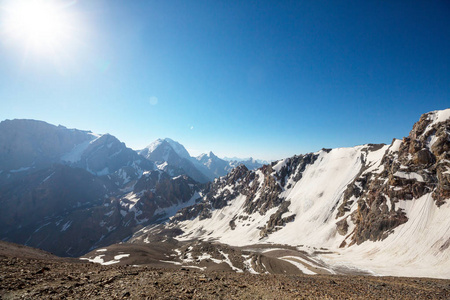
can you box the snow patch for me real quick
[279,256,317,275]
[60,221,72,232]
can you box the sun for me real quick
[1,0,76,56]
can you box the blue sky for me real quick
[0,0,449,160]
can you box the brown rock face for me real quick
[413,149,435,165]
[337,111,450,246]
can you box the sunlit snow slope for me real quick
[134,109,450,278]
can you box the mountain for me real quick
[139,139,210,183]
[1,110,449,279]
[0,120,200,256]
[130,109,450,278]
[195,151,232,178]
[195,153,265,178]
[139,138,266,182]
[227,157,266,170]
[224,156,269,165]
[0,119,155,188]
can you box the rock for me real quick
[413,149,435,165]
[336,218,349,236]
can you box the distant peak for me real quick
[163,137,175,143]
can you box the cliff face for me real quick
[336,110,450,247]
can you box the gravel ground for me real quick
[1,254,450,300]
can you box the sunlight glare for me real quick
[2,0,75,55]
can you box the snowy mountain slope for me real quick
[164,138,192,160]
[139,138,191,161]
[132,108,450,278]
[163,144,388,248]
[194,151,232,178]
[0,119,155,188]
[0,119,94,172]
[139,139,210,183]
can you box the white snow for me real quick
[114,254,130,260]
[156,161,169,171]
[80,255,107,264]
[242,255,259,274]
[388,139,402,153]
[394,171,424,182]
[34,222,51,233]
[154,191,201,221]
[321,193,450,279]
[61,133,100,163]
[424,109,450,135]
[177,146,380,250]
[219,250,243,273]
[80,253,130,265]
[60,221,72,232]
[279,256,316,275]
[160,260,182,265]
[144,139,164,154]
[96,167,109,176]
[42,172,55,183]
[10,166,31,173]
[164,138,191,159]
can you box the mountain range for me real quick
[139,138,264,182]
[0,119,262,256]
[0,109,449,279]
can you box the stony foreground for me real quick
[1,255,450,300]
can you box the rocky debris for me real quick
[1,253,449,299]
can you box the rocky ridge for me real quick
[129,109,450,278]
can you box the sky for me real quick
[0,0,449,161]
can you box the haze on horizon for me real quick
[0,0,449,161]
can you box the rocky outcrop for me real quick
[336,110,450,246]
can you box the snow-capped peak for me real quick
[163,138,191,159]
[142,138,191,160]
